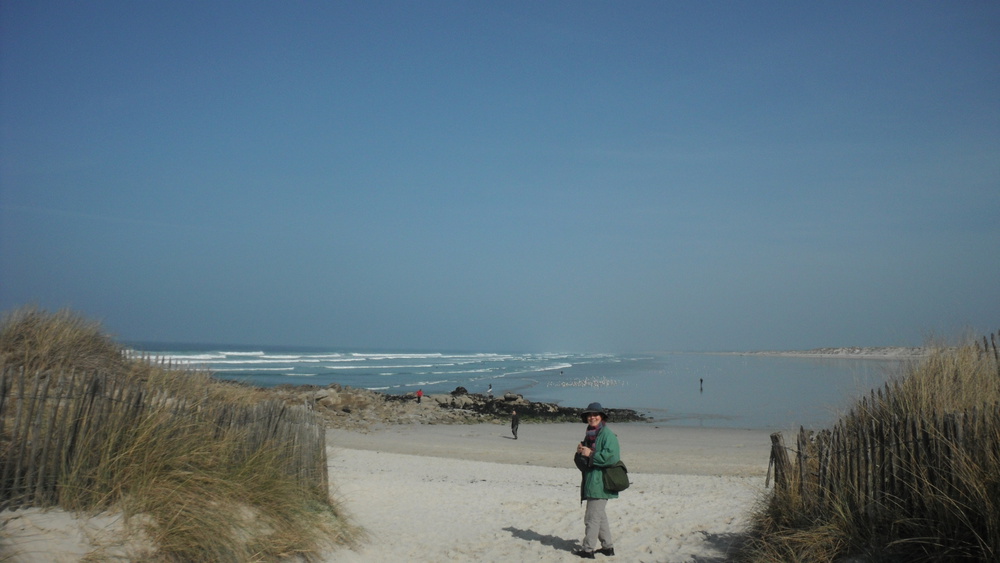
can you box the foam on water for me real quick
[128,344,905,430]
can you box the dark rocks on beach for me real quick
[464,392,648,423]
[268,383,649,430]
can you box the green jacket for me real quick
[577,425,620,501]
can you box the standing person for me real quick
[573,402,618,559]
[510,409,519,440]
[488,384,493,399]
[416,389,423,404]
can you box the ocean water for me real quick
[128,343,908,431]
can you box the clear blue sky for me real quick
[2,1,998,352]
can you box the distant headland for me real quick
[726,346,930,359]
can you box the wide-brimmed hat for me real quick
[581,402,608,422]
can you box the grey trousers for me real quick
[583,498,613,551]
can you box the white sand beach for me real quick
[0,422,774,562]
[322,422,773,562]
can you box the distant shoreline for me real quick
[722,346,930,360]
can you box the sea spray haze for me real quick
[132,343,905,430]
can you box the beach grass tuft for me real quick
[0,306,359,561]
[739,331,1000,562]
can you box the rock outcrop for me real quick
[267,383,650,431]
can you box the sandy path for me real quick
[321,423,773,562]
[0,422,776,562]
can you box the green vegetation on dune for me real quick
[739,331,1000,562]
[0,307,359,562]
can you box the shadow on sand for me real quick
[502,527,578,553]
[502,528,747,560]
[689,531,748,562]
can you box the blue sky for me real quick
[2,1,998,352]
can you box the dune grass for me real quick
[739,333,1000,562]
[0,306,359,561]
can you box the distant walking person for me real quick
[511,409,520,440]
[573,402,618,559]
[416,389,423,403]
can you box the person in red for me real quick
[416,389,423,403]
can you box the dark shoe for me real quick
[573,549,596,559]
[598,547,615,556]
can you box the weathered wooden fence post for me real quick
[769,432,790,492]
[1,365,330,509]
[796,427,810,500]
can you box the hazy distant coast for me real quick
[728,346,930,360]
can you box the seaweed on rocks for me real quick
[270,383,650,429]
[465,393,649,423]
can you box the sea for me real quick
[128,343,911,431]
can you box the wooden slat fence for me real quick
[782,403,1000,512]
[768,329,1000,535]
[0,364,328,510]
[766,401,1000,560]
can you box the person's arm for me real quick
[574,441,591,471]
[590,431,620,468]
